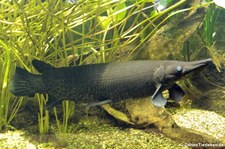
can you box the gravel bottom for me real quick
[1,108,224,149]
[61,126,187,149]
[0,131,36,149]
[0,125,187,149]
[173,108,225,141]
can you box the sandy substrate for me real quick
[173,108,225,141]
[0,108,224,149]
[0,131,36,149]
[0,127,187,149]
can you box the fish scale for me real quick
[40,61,157,103]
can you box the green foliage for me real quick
[54,100,75,133]
[37,94,49,134]
[203,3,219,46]
[0,40,23,131]
[202,2,223,69]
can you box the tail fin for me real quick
[9,67,42,97]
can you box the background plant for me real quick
[201,2,224,69]
[0,40,24,131]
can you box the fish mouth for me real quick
[182,58,213,75]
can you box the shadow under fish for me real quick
[9,59,212,109]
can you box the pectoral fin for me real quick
[168,83,185,102]
[85,100,112,114]
[87,99,112,107]
[151,84,167,107]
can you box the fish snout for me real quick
[182,58,213,75]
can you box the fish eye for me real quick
[176,66,182,72]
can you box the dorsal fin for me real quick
[32,59,55,74]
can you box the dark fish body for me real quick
[10,59,213,107]
[40,61,165,101]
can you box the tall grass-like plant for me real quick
[54,100,75,133]
[202,2,223,69]
[203,3,219,46]
[0,40,23,131]
[0,40,11,130]
[37,94,49,134]
[62,100,75,133]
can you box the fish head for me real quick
[152,58,212,107]
[154,58,213,85]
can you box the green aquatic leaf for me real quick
[113,2,127,22]
[101,104,134,125]
[97,16,111,30]
[98,2,126,29]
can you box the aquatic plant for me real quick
[0,40,24,131]
[54,100,75,133]
[201,2,223,69]
[37,94,49,134]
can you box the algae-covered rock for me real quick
[100,98,224,145]
[101,98,175,129]
[125,99,175,129]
